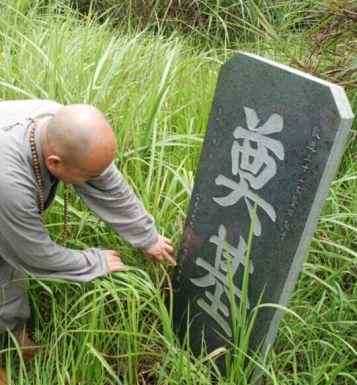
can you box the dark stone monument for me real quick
[172,52,354,361]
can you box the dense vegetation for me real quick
[0,1,356,384]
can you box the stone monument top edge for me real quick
[236,51,337,87]
[235,51,354,125]
[330,85,355,123]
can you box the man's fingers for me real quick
[112,258,129,272]
[144,236,176,266]
[163,250,177,266]
[164,243,174,255]
[154,254,164,262]
[104,250,128,273]
[167,255,177,266]
[115,261,129,272]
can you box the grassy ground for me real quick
[0,1,356,384]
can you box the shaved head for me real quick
[43,104,117,184]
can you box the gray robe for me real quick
[0,100,159,333]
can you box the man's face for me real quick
[53,164,105,184]
[46,156,113,185]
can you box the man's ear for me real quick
[46,155,62,169]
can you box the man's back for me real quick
[0,100,62,214]
[0,100,62,127]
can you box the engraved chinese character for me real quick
[213,107,284,236]
[190,225,253,337]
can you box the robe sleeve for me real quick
[0,183,109,282]
[73,163,159,250]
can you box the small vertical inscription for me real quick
[280,126,320,240]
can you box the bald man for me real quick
[0,100,175,384]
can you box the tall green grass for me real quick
[0,1,356,384]
[65,0,322,43]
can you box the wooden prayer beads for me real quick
[29,120,68,242]
[29,120,45,215]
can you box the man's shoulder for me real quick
[0,99,63,127]
[29,99,63,119]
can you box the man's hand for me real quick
[144,235,176,266]
[103,250,129,273]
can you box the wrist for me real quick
[140,231,159,252]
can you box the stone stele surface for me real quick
[172,52,354,359]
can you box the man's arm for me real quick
[0,184,113,282]
[73,163,159,250]
[73,163,176,265]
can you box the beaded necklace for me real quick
[29,120,69,242]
